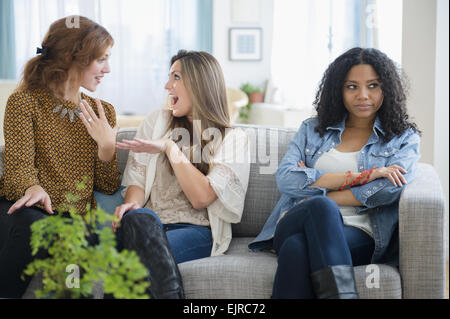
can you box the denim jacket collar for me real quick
[326,114,386,138]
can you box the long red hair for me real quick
[17,16,113,97]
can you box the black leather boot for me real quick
[310,265,359,299]
[121,212,185,299]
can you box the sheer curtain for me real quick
[12,0,212,115]
[270,0,402,110]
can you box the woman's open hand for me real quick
[79,99,118,149]
[116,137,169,154]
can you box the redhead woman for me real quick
[0,16,120,298]
[113,50,251,299]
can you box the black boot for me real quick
[121,213,185,299]
[311,265,359,299]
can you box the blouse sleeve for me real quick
[0,91,40,200]
[93,100,121,194]
[206,128,251,223]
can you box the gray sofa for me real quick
[0,123,446,299]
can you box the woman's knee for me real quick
[4,207,47,229]
[121,208,162,229]
[303,196,341,222]
[277,233,307,258]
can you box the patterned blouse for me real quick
[0,88,121,215]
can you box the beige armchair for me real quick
[226,87,248,123]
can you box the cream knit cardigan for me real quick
[121,109,251,256]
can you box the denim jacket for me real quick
[248,115,421,266]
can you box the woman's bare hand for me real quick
[116,137,169,154]
[79,99,118,150]
[298,160,307,168]
[368,164,407,187]
[7,185,53,215]
[111,202,141,233]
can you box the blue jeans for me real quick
[272,196,375,299]
[116,208,213,264]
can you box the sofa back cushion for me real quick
[116,124,297,238]
[231,124,296,237]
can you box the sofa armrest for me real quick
[399,163,446,298]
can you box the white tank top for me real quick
[314,148,373,237]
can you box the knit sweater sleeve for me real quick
[0,91,40,200]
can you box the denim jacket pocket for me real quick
[370,147,399,167]
[304,143,320,159]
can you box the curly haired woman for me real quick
[249,47,421,299]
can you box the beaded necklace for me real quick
[52,92,83,122]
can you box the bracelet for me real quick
[339,170,352,191]
[350,170,367,188]
[362,166,376,185]
[350,166,377,187]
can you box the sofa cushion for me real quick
[117,128,137,173]
[179,237,277,299]
[230,125,296,237]
[179,237,402,299]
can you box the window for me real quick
[269,0,403,110]
[6,0,212,115]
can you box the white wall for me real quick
[402,0,437,166]
[212,0,273,90]
[402,0,449,260]
[434,0,449,260]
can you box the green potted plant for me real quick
[239,82,264,123]
[23,177,149,299]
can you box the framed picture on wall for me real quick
[229,27,262,61]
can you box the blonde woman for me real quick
[0,16,120,298]
[113,50,251,299]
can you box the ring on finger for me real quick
[87,118,93,123]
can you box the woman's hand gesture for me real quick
[79,99,119,149]
[116,137,169,154]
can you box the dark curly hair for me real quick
[313,47,420,142]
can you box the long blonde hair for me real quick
[166,50,231,175]
[17,16,113,98]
